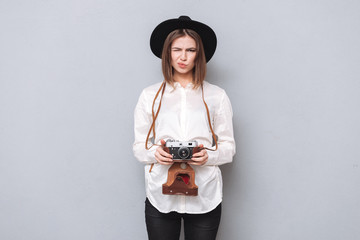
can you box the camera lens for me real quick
[178,147,190,159]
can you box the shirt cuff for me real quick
[205,149,220,166]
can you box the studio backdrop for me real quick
[0,0,359,240]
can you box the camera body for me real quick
[165,139,198,160]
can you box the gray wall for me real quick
[1,0,359,239]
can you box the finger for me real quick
[158,148,173,158]
[191,159,207,165]
[191,155,207,163]
[191,152,208,163]
[192,152,204,158]
[189,158,207,165]
[158,160,173,165]
[156,143,172,157]
[157,160,173,165]
[160,139,166,146]
[192,150,206,157]
[155,152,173,165]
[155,151,172,161]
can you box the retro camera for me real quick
[165,140,198,160]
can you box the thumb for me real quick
[160,139,166,146]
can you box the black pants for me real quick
[145,198,221,240]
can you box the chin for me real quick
[175,68,191,75]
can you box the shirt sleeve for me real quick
[205,90,236,166]
[132,90,157,164]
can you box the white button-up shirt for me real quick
[133,81,235,214]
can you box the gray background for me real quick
[1,0,359,240]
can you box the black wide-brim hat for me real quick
[150,16,217,62]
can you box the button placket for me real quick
[180,88,187,139]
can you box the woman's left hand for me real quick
[190,144,208,165]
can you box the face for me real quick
[170,35,197,76]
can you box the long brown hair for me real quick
[161,29,207,88]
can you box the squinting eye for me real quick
[188,49,196,52]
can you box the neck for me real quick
[173,72,193,88]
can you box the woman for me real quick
[133,16,235,240]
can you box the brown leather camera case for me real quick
[162,162,198,196]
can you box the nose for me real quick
[180,50,187,61]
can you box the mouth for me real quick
[178,63,187,68]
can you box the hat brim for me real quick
[150,16,217,62]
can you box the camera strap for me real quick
[145,81,218,151]
[201,84,218,152]
[145,81,166,150]
[145,81,219,172]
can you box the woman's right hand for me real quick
[154,139,173,165]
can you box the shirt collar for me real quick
[169,82,194,92]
